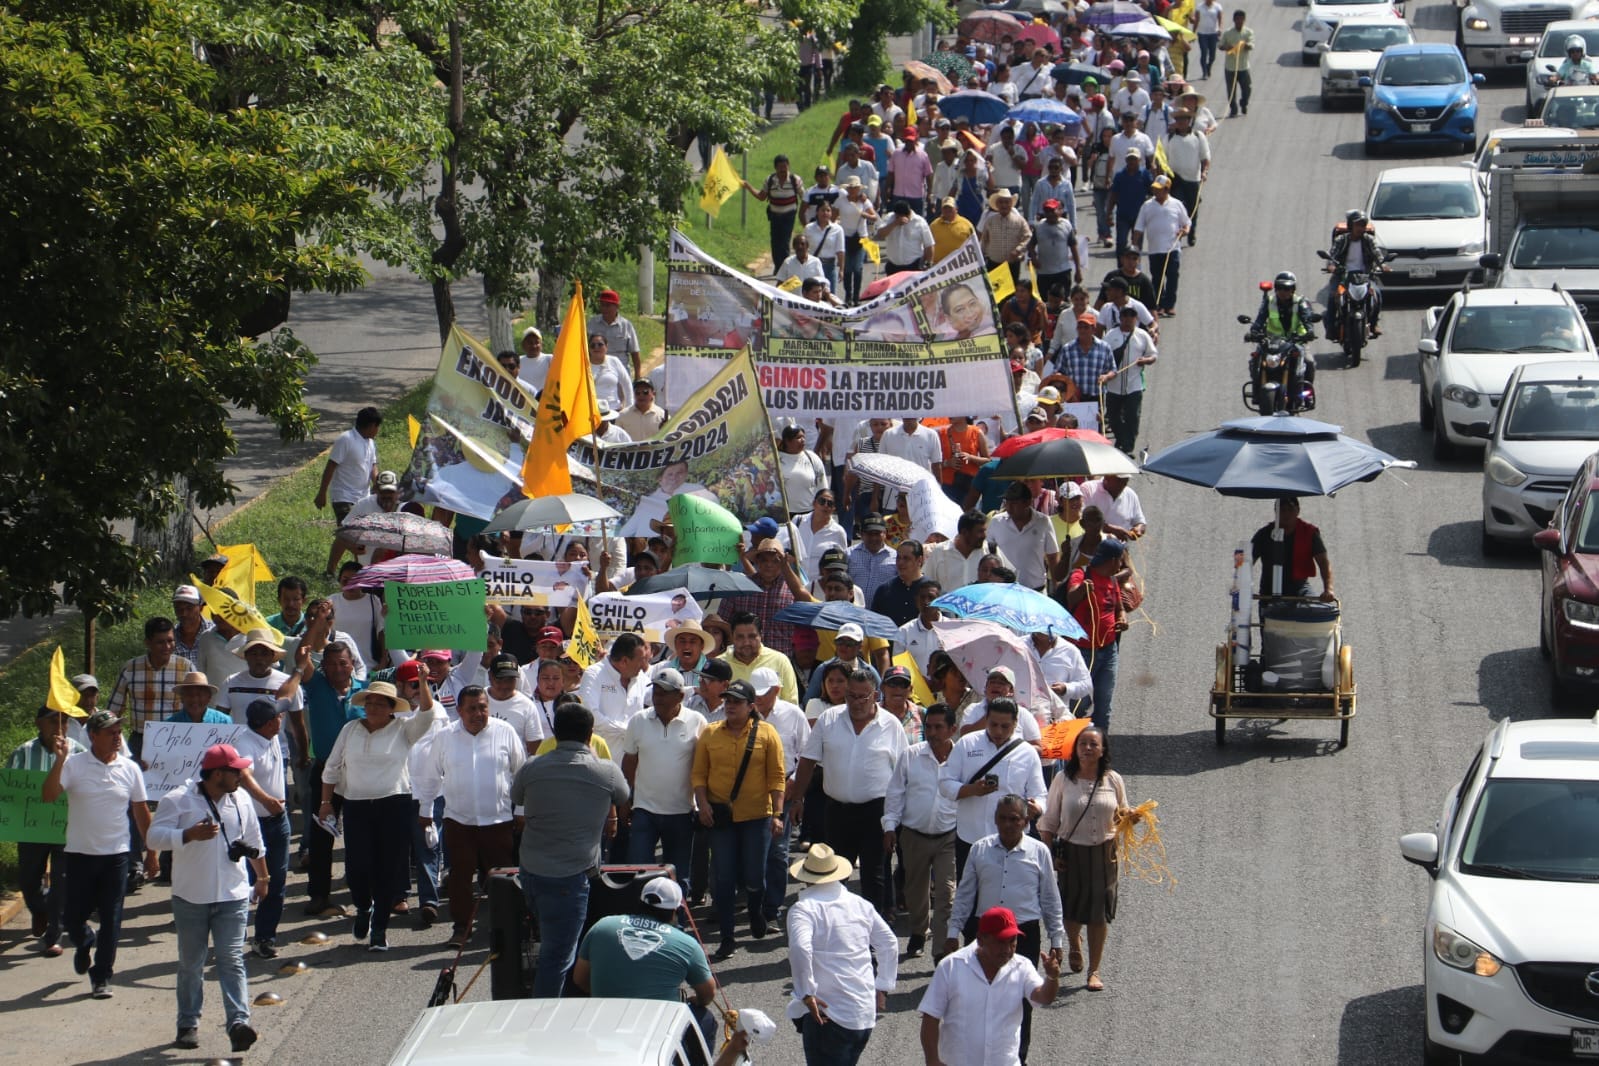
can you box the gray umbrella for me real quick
[1141,414,1415,499]
[484,493,623,533]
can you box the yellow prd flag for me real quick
[892,650,936,708]
[776,275,804,292]
[699,147,743,219]
[567,598,603,668]
[521,282,602,500]
[905,97,918,131]
[860,236,882,265]
[407,414,422,448]
[987,262,1015,305]
[1152,138,1173,179]
[215,544,275,607]
[47,646,86,717]
[190,576,284,644]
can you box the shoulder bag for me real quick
[710,723,760,828]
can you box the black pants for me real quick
[18,842,66,942]
[64,851,128,984]
[963,915,1043,1061]
[1226,68,1252,114]
[824,796,886,910]
[306,758,343,902]
[1148,250,1179,312]
[1105,391,1144,455]
[984,258,1021,283]
[767,209,798,273]
[1170,176,1201,243]
[1035,270,1072,301]
[885,258,922,275]
[342,793,413,939]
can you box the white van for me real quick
[388,999,719,1066]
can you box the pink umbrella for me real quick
[1015,21,1063,52]
[934,618,1056,723]
[862,270,920,300]
[345,554,474,590]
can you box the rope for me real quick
[1114,800,1176,890]
[676,896,743,1050]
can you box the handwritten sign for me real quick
[387,579,488,651]
[142,721,249,798]
[479,556,588,607]
[0,769,68,844]
[588,591,705,642]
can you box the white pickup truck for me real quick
[1456,0,1599,74]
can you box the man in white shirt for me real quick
[984,125,1026,196]
[835,142,878,202]
[1100,301,1161,457]
[1013,50,1055,100]
[875,200,934,273]
[315,406,381,577]
[146,742,268,1052]
[577,632,652,861]
[939,699,1047,877]
[621,668,707,900]
[786,844,899,1063]
[989,62,1019,105]
[518,326,551,393]
[788,668,909,913]
[895,579,945,676]
[959,667,1044,743]
[1132,175,1191,316]
[413,687,525,949]
[986,483,1060,592]
[1112,70,1152,119]
[1108,111,1154,174]
[220,629,304,725]
[486,658,545,754]
[883,703,959,959]
[803,202,846,296]
[920,904,1061,1066]
[1163,107,1211,248]
[1031,633,1095,718]
[924,511,1000,592]
[879,418,943,508]
[1080,474,1148,541]
[234,701,291,960]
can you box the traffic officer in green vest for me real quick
[1249,270,1318,404]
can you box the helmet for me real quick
[1274,271,1297,290]
[1346,209,1368,226]
[1566,34,1586,53]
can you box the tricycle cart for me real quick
[1210,596,1355,748]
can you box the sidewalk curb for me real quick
[0,891,25,931]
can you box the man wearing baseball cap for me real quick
[620,668,706,902]
[802,622,881,706]
[171,584,215,663]
[920,905,1061,1066]
[587,287,642,378]
[147,743,267,1052]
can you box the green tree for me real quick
[0,0,413,621]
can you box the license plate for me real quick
[1410,265,1437,279]
[1409,122,1431,132]
[1574,1029,1599,1056]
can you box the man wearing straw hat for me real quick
[785,843,899,1065]
[167,672,233,725]
[977,189,1031,281]
[219,629,305,727]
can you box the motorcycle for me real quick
[1237,288,1322,415]
[1317,248,1393,368]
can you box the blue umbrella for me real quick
[1051,62,1113,86]
[1140,413,1414,499]
[774,601,901,641]
[936,90,1011,126]
[933,583,1087,641]
[1007,98,1085,129]
[1081,0,1149,27]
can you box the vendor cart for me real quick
[1210,596,1355,748]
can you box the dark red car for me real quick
[1533,450,1599,697]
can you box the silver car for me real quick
[1319,17,1415,105]
[1478,360,1599,554]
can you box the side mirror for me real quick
[1399,831,1439,874]
[1358,75,1373,87]
[1479,252,1501,270]
[1461,422,1491,439]
[1533,527,1562,553]
[1472,73,1486,85]
[1317,42,1332,52]
[1418,338,1439,355]
[1315,249,1331,261]
[1518,50,1534,61]
[1236,314,1252,324]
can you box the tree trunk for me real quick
[535,269,565,335]
[132,475,195,581]
[483,274,518,353]
[429,19,467,343]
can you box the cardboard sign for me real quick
[141,721,249,799]
[480,556,589,607]
[387,579,489,651]
[588,591,705,643]
[0,768,68,844]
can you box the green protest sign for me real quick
[0,768,68,845]
[669,493,744,566]
[387,579,489,651]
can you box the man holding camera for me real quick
[148,743,269,1053]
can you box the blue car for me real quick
[1361,43,1484,154]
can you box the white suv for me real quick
[1400,713,1599,1064]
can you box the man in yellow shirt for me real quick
[929,197,976,265]
[692,680,787,959]
[720,612,800,703]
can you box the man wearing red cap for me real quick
[148,743,269,1053]
[919,905,1060,1066]
[588,288,642,379]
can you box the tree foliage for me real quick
[0,0,413,620]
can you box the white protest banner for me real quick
[479,555,591,607]
[1062,402,1100,432]
[665,231,1019,423]
[588,591,705,642]
[142,721,248,798]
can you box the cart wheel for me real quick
[1338,715,1350,750]
[1336,644,1354,693]
[1214,644,1230,693]
[1215,715,1227,746]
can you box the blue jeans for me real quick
[64,851,127,984]
[252,811,290,944]
[172,896,250,1032]
[1198,33,1220,76]
[801,1014,873,1065]
[410,796,444,910]
[710,817,770,942]
[764,819,790,921]
[1115,214,1138,254]
[1092,188,1112,241]
[1088,640,1121,733]
[820,259,839,296]
[520,870,590,998]
[630,809,695,899]
[843,237,866,304]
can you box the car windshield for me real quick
[1450,306,1584,353]
[1370,180,1479,219]
[1459,778,1599,881]
[1503,381,1599,440]
[1379,54,1468,86]
[1539,92,1599,129]
[1509,224,1599,269]
[1539,27,1599,57]
[1331,25,1412,50]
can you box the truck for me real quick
[1477,130,1599,329]
[1455,0,1599,74]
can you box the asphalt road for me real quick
[0,10,1572,1066]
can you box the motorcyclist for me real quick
[1249,271,1317,407]
[1556,35,1598,85]
[1325,209,1387,340]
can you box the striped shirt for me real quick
[106,654,195,734]
[7,735,86,772]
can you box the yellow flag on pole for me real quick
[47,646,86,717]
[567,598,603,668]
[987,262,1015,305]
[190,576,285,644]
[214,544,275,607]
[1152,138,1173,179]
[891,651,936,708]
[521,283,602,500]
[776,275,803,292]
[699,147,743,218]
[906,97,918,130]
[860,236,882,265]
[407,415,422,448]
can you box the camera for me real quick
[227,840,261,863]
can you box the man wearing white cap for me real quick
[940,695,1046,878]
[786,844,899,1064]
[520,325,552,393]
[171,585,215,663]
[801,622,881,705]
[621,668,706,901]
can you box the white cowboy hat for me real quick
[789,843,853,885]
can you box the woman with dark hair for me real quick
[1037,727,1128,991]
[777,425,828,521]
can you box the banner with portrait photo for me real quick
[588,591,705,642]
[569,347,787,533]
[480,556,592,608]
[664,231,1017,424]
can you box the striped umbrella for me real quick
[344,554,475,589]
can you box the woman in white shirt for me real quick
[319,679,443,950]
[801,202,846,296]
[586,333,631,413]
[778,425,830,519]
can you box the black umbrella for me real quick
[992,437,1141,480]
[626,565,762,602]
[1051,61,1113,86]
[1140,414,1414,499]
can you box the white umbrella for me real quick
[850,453,963,542]
[483,493,623,534]
[934,618,1056,722]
